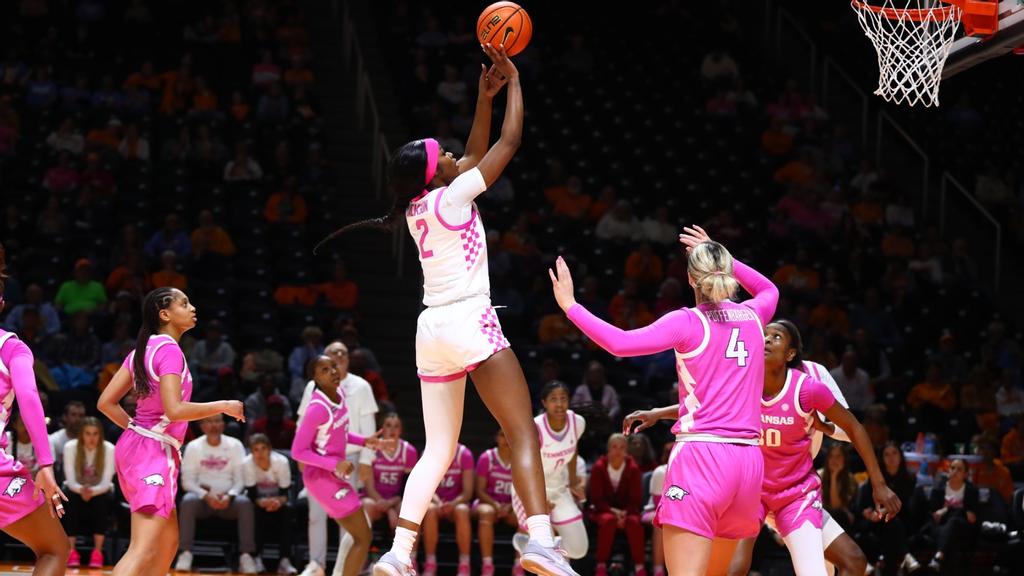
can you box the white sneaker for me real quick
[255,556,266,573]
[279,557,299,574]
[239,553,259,574]
[175,550,194,572]
[300,561,327,576]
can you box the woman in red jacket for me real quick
[588,433,646,576]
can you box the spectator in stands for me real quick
[49,400,86,458]
[46,118,85,156]
[538,302,582,348]
[54,258,107,315]
[552,176,592,219]
[188,77,221,122]
[117,123,149,162]
[436,64,467,106]
[191,209,236,258]
[627,433,658,473]
[862,404,891,449]
[970,434,1014,505]
[639,205,677,245]
[284,54,314,89]
[624,242,664,290]
[86,118,123,153]
[62,417,115,569]
[42,151,80,194]
[192,124,228,166]
[189,320,236,386]
[229,91,251,122]
[700,48,739,83]
[595,199,640,242]
[653,277,685,318]
[761,116,794,157]
[245,372,293,423]
[349,348,389,402]
[608,279,655,330]
[195,366,246,406]
[1001,416,1024,480]
[177,414,258,574]
[805,331,838,368]
[588,433,645,576]
[773,248,820,295]
[54,311,101,372]
[923,458,978,573]
[243,433,297,574]
[25,66,57,108]
[144,213,191,259]
[288,326,323,386]
[149,250,187,291]
[572,361,621,421]
[934,331,968,384]
[252,50,281,87]
[907,360,957,431]
[809,286,850,339]
[881,226,915,260]
[256,82,289,124]
[316,260,358,311]
[857,442,919,575]
[820,444,857,531]
[831,348,873,414]
[36,196,68,237]
[224,142,263,181]
[982,320,1021,384]
[3,283,60,335]
[264,177,308,225]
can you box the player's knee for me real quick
[560,530,589,559]
[836,546,867,575]
[455,503,470,516]
[478,503,495,521]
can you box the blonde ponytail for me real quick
[688,241,738,304]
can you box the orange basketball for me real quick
[476,2,532,57]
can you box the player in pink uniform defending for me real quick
[474,429,516,576]
[550,226,778,576]
[0,244,70,575]
[362,413,417,532]
[318,44,576,576]
[97,287,245,576]
[422,443,475,576]
[291,355,394,576]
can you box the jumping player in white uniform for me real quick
[317,44,577,576]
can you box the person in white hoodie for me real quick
[176,414,258,574]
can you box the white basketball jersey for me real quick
[804,360,850,457]
[405,168,490,307]
[535,410,585,490]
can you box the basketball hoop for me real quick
[851,0,1000,107]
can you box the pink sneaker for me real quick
[422,558,438,576]
[67,549,81,567]
[457,562,470,575]
[481,562,495,576]
[89,548,105,568]
[512,562,525,576]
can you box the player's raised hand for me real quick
[622,409,659,435]
[678,225,712,254]
[548,256,577,313]
[479,63,508,98]
[482,42,518,80]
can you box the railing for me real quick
[335,0,406,276]
[939,173,1002,288]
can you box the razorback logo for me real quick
[4,477,26,498]
[334,487,350,500]
[142,474,165,486]
[665,485,689,501]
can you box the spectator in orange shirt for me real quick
[608,279,655,330]
[283,55,314,88]
[500,213,531,255]
[1001,417,1024,480]
[970,434,1014,504]
[191,209,236,258]
[773,147,818,187]
[552,176,591,219]
[761,116,793,157]
[86,117,122,151]
[907,361,957,432]
[229,91,250,122]
[851,190,885,228]
[317,260,359,311]
[190,76,220,116]
[105,252,147,296]
[537,306,581,348]
[588,184,617,222]
[350,348,388,402]
[623,242,664,289]
[772,249,820,294]
[881,226,916,260]
[264,177,307,224]
[808,287,850,338]
[123,61,161,94]
[148,251,187,291]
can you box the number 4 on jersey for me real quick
[725,328,749,367]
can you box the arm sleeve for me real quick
[92,442,115,495]
[3,341,54,467]
[439,167,488,212]
[228,441,246,496]
[566,305,702,357]
[290,403,340,471]
[63,441,82,493]
[347,433,367,447]
[799,378,839,414]
[181,442,207,498]
[735,259,780,326]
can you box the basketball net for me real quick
[852,0,962,107]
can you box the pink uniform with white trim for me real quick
[371,440,418,500]
[759,369,838,537]
[0,331,52,527]
[115,334,192,518]
[566,260,779,539]
[291,387,367,518]
[475,447,513,506]
[435,443,474,503]
[406,165,509,382]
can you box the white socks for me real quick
[526,515,555,548]
[392,527,418,564]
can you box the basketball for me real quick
[476,2,532,57]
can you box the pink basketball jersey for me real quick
[124,334,194,443]
[759,369,838,492]
[476,447,513,504]
[305,388,355,462]
[404,168,490,307]
[372,439,418,500]
[436,443,474,502]
[671,302,767,441]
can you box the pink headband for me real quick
[423,138,440,187]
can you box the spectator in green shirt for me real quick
[54,259,107,314]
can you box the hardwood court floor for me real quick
[0,566,258,575]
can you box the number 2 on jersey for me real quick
[725,328,749,366]
[415,219,433,258]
